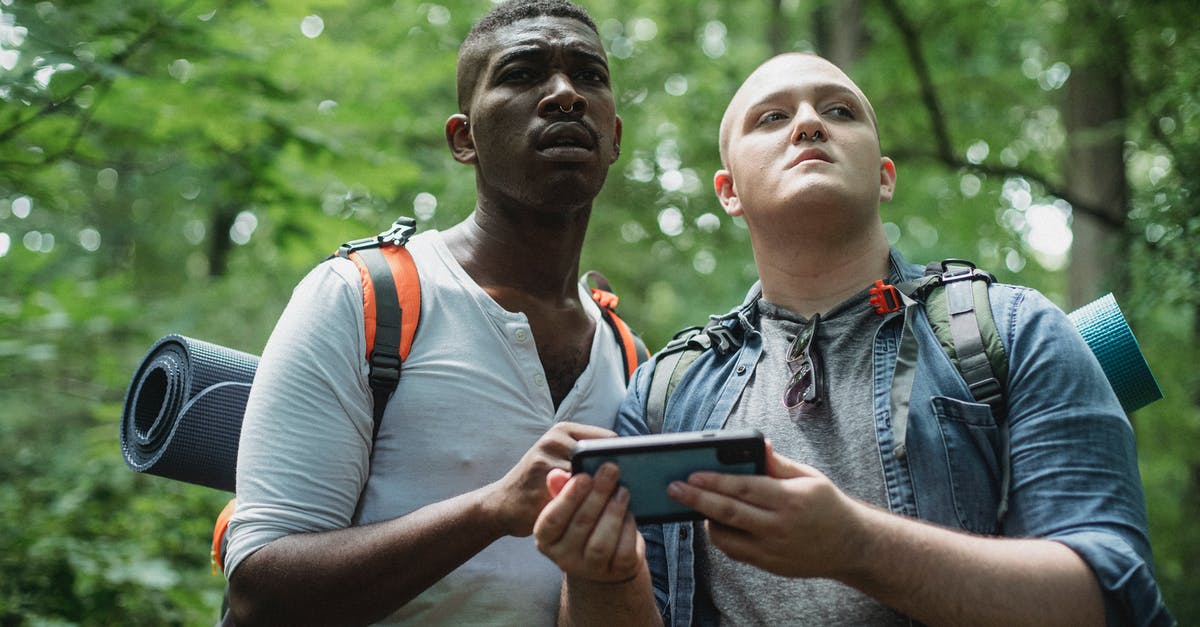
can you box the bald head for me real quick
[718,53,879,167]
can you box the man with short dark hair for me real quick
[534,53,1172,626]
[224,1,630,624]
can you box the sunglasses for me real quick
[783,313,824,409]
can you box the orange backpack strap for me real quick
[583,271,649,382]
[334,217,421,438]
[211,497,237,575]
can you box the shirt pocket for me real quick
[930,395,1002,534]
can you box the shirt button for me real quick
[515,329,529,342]
[534,373,545,386]
[679,526,689,540]
[735,365,747,375]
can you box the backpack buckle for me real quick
[704,325,740,355]
[368,352,401,387]
[936,259,995,285]
[378,217,417,246]
[869,280,903,315]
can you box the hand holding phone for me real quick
[570,429,766,524]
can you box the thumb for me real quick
[765,439,812,479]
[546,468,572,497]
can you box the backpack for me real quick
[210,216,649,575]
[643,259,1158,529]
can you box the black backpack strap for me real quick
[333,216,418,438]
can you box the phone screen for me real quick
[572,430,765,523]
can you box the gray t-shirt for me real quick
[696,288,909,625]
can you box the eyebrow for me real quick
[493,45,609,71]
[744,82,866,117]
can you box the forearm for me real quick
[560,565,661,627]
[841,505,1104,627]
[230,486,504,626]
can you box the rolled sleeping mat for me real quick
[1068,293,1163,413]
[120,334,258,492]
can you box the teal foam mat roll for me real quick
[1068,293,1163,413]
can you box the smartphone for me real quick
[570,429,766,524]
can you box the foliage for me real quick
[1,0,1196,623]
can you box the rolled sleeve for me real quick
[1001,288,1173,625]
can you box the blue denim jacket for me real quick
[612,251,1172,627]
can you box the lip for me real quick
[787,148,832,169]
[535,121,598,161]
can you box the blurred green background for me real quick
[1,0,1196,623]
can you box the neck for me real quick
[442,203,590,299]
[751,218,891,318]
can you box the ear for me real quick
[609,115,623,164]
[446,114,476,164]
[878,157,897,203]
[714,169,743,217]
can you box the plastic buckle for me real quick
[704,325,739,355]
[378,217,417,246]
[968,376,1004,412]
[591,288,619,310]
[368,352,401,387]
[869,280,903,315]
[938,259,994,285]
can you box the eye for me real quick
[499,67,537,83]
[825,104,855,119]
[575,68,609,84]
[755,111,789,127]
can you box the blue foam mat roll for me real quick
[120,334,258,493]
[1068,293,1163,413]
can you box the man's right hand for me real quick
[533,463,645,583]
[485,422,617,539]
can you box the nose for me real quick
[539,73,587,117]
[790,104,827,143]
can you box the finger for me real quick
[609,512,644,575]
[552,421,618,441]
[554,463,624,550]
[684,471,786,512]
[534,472,593,546]
[537,423,618,461]
[667,479,773,532]
[704,519,765,566]
[764,439,816,479]
[546,468,571,497]
[581,486,631,572]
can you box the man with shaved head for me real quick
[535,53,1172,626]
[223,1,632,624]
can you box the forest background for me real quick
[1,0,1197,624]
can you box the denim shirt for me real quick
[612,250,1173,627]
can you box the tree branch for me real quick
[876,0,1125,232]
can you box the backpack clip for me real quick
[337,217,417,256]
[934,258,995,286]
[868,280,903,315]
[704,324,740,355]
[378,216,417,246]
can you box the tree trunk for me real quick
[1063,1,1129,308]
[818,0,865,70]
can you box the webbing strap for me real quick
[350,247,403,439]
[890,293,921,459]
[584,271,649,383]
[596,302,648,382]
